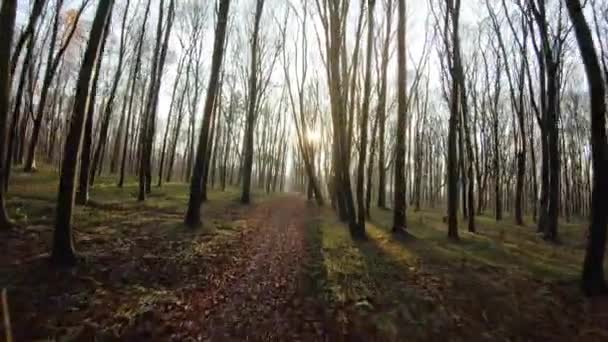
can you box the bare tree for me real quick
[355,0,376,234]
[51,0,114,266]
[393,0,407,234]
[565,0,608,296]
[0,0,17,229]
[184,0,231,227]
[24,0,89,172]
[241,0,266,204]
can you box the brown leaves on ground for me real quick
[3,191,608,341]
[0,195,329,341]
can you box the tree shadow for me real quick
[350,232,454,341]
[299,213,340,340]
[360,217,588,341]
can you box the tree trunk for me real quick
[9,0,44,77]
[24,0,86,172]
[393,0,408,234]
[565,0,608,296]
[119,0,151,188]
[184,0,230,227]
[544,64,560,241]
[241,0,265,204]
[91,0,131,184]
[0,0,17,229]
[4,23,36,190]
[76,14,111,205]
[446,0,461,240]
[355,0,375,235]
[377,0,392,209]
[51,0,113,266]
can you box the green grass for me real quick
[1,168,283,340]
[368,207,586,281]
[304,205,593,340]
[5,167,270,232]
[4,168,600,340]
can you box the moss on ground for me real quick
[304,205,601,341]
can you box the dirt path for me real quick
[3,193,329,341]
[176,195,327,341]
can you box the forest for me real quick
[1,0,608,340]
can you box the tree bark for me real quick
[241,0,265,204]
[393,0,408,234]
[446,0,461,240]
[184,0,230,227]
[355,0,375,235]
[377,0,392,209]
[24,0,86,172]
[90,0,131,185]
[51,0,113,266]
[565,0,608,296]
[76,13,111,205]
[0,0,17,229]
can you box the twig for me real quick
[2,288,13,342]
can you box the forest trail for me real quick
[186,195,327,341]
[1,187,330,341]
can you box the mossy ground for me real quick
[1,168,273,340]
[304,205,608,341]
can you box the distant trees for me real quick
[119,0,152,188]
[1,0,607,300]
[138,0,176,201]
[393,0,407,234]
[281,0,324,206]
[89,0,132,186]
[23,0,88,173]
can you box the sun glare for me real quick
[306,129,321,144]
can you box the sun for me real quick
[306,129,321,144]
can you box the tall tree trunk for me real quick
[76,13,111,205]
[565,0,608,296]
[9,0,45,77]
[241,0,265,204]
[24,0,86,172]
[119,0,151,187]
[184,0,230,227]
[0,0,17,229]
[4,20,37,190]
[158,55,186,187]
[446,0,461,240]
[355,0,375,235]
[376,0,391,209]
[393,0,407,234]
[202,82,221,201]
[545,64,560,241]
[51,0,113,266]
[91,0,132,184]
[366,107,380,218]
[138,0,167,201]
[137,0,174,199]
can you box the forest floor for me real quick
[2,170,608,341]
